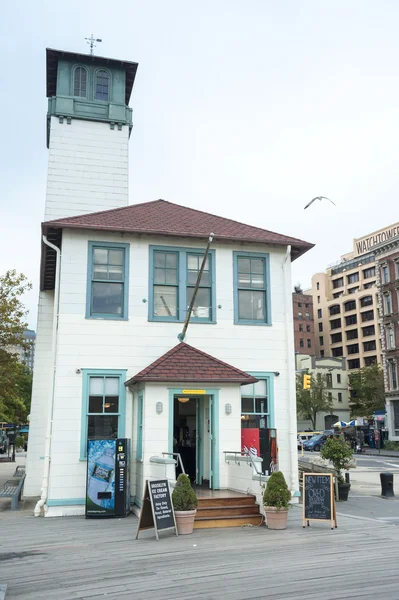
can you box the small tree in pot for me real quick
[263,471,291,530]
[172,473,198,534]
[320,437,354,501]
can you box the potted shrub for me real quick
[320,437,354,501]
[172,473,198,534]
[263,471,291,530]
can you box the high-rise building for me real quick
[292,290,315,354]
[373,228,399,440]
[308,225,399,371]
[9,329,36,372]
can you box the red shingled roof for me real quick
[125,342,259,385]
[43,199,313,259]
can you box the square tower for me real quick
[45,48,138,220]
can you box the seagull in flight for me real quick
[304,196,336,210]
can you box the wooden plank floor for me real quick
[1,503,399,599]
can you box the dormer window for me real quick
[95,70,109,101]
[73,66,87,97]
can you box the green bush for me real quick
[320,437,354,483]
[384,440,399,451]
[172,474,198,511]
[16,436,24,449]
[263,471,291,510]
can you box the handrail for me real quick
[223,450,263,477]
[162,452,186,474]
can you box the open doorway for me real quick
[173,395,212,487]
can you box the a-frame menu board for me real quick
[302,473,337,530]
[136,480,178,541]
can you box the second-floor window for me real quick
[87,242,129,319]
[95,69,110,101]
[234,252,270,325]
[74,66,87,97]
[150,246,215,323]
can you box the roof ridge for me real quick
[44,199,166,227]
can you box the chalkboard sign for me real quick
[136,480,178,541]
[302,473,337,530]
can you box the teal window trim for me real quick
[80,369,127,460]
[47,498,85,507]
[94,67,111,102]
[243,372,275,428]
[86,241,130,320]
[168,388,220,489]
[233,251,272,326]
[71,64,89,98]
[136,391,144,461]
[149,245,216,324]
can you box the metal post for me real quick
[178,233,214,342]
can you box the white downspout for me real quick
[282,245,298,496]
[34,236,61,517]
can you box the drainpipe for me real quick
[282,245,297,495]
[34,236,61,517]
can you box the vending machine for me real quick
[86,438,131,518]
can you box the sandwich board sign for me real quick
[302,473,337,530]
[136,479,178,541]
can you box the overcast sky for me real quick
[1,1,398,329]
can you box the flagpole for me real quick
[178,233,214,342]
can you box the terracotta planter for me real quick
[175,509,197,534]
[264,506,288,530]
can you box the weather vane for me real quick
[85,34,102,55]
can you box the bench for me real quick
[13,465,25,477]
[0,474,26,510]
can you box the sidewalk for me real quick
[1,499,399,599]
[363,448,399,458]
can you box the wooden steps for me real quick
[194,493,263,529]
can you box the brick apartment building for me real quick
[374,232,399,440]
[292,289,315,354]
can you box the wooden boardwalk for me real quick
[1,502,399,599]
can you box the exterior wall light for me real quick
[225,403,232,415]
[156,401,163,414]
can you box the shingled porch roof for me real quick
[125,343,258,386]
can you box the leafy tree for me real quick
[296,372,334,430]
[0,270,33,424]
[349,363,385,417]
[0,270,32,348]
[320,437,354,483]
[0,349,32,423]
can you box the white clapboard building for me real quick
[25,47,313,520]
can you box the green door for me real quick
[195,398,203,485]
[209,396,214,489]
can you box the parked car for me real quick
[303,433,328,452]
[297,431,322,449]
[0,430,9,454]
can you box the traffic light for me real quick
[303,374,311,390]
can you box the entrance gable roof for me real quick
[125,342,258,385]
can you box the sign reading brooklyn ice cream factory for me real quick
[354,222,399,257]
